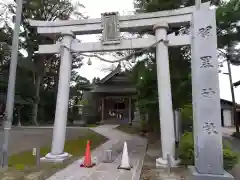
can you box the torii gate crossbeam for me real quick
[29,2,210,36]
[38,34,190,54]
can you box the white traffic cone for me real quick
[118,141,132,170]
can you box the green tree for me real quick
[131,0,195,132]
[216,0,240,65]
[0,0,86,125]
[134,0,197,12]
[132,0,240,133]
[69,70,90,122]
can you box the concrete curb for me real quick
[133,138,148,180]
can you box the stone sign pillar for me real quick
[132,107,141,127]
[154,22,179,167]
[43,31,75,162]
[190,9,234,180]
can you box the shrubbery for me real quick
[178,132,238,170]
[181,104,193,132]
[139,120,150,133]
[178,131,194,165]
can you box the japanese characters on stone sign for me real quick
[199,24,216,99]
[203,121,218,135]
[198,25,214,69]
[198,23,218,136]
[201,88,216,98]
[200,56,214,68]
[198,25,212,38]
[198,23,214,67]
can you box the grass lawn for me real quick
[116,125,140,135]
[0,129,107,180]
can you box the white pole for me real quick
[2,0,23,168]
[195,0,201,9]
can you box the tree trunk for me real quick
[32,56,44,126]
[32,73,41,126]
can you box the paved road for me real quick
[0,127,88,155]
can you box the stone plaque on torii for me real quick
[28,2,234,180]
[101,12,121,45]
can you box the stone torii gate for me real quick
[29,2,234,180]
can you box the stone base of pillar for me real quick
[156,157,180,168]
[131,120,140,127]
[40,152,72,163]
[73,120,86,126]
[189,166,234,180]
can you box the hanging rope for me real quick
[59,38,168,64]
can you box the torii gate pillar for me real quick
[42,31,75,162]
[154,22,179,167]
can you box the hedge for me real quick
[178,131,238,170]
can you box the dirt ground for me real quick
[0,127,89,155]
[140,134,189,180]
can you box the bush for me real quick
[178,132,238,170]
[181,104,193,132]
[178,132,194,165]
[223,148,238,170]
[139,120,150,132]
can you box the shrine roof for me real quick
[220,98,240,108]
[98,64,122,84]
[91,64,136,93]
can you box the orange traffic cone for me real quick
[80,140,95,168]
